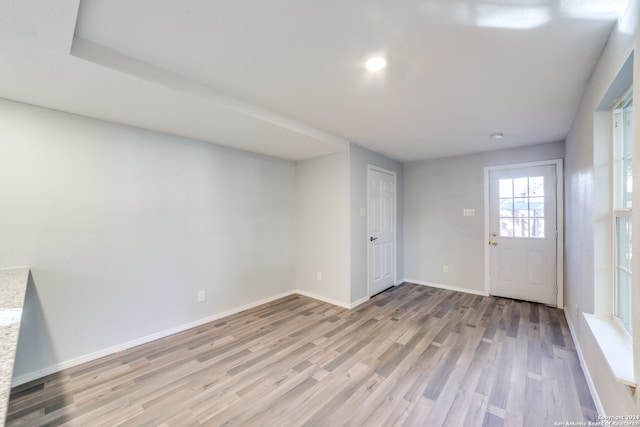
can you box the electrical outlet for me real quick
[443,265,449,273]
[316,272,323,282]
[197,290,206,302]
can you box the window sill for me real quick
[583,312,636,387]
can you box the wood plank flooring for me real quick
[7,283,597,426]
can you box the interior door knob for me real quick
[370,236,378,242]
[489,240,498,246]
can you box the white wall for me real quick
[404,142,564,293]
[1,98,297,381]
[295,151,351,306]
[564,0,640,414]
[349,143,403,304]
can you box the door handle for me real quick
[370,236,378,242]
[489,240,498,246]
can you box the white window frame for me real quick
[585,55,635,391]
[613,88,633,336]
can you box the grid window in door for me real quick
[498,176,545,238]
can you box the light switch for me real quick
[463,209,475,217]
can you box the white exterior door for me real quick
[488,164,558,305]
[368,167,396,296]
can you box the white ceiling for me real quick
[0,0,628,161]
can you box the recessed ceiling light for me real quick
[365,57,387,71]
[490,132,504,140]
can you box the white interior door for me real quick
[488,164,558,305]
[368,167,395,296]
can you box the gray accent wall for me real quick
[0,98,297,381]
[404,142,564,293]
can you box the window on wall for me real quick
[613,89,633,334]
[586,54,634,388]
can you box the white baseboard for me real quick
[294,290,352,309]
[13,289,367,386]
[403,278,487,297]
[350,295,369,308]
[12,290,296,387]
[12,285,442,387]
[563,305,604,417]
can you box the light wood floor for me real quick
[8,283,597,426]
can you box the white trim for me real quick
[12,290,296,387]
[13,288,374,387]
[483,159,564,308]
[583,312,636,387]
[295,290,352,309]
[484,171,491,297]
[612,95,633,333]
[404,278,487,297]
[483,159,563,172]
[367,165,397,298]
[557,159,565,309]
[350,295,370,309]
[563,306,605,416]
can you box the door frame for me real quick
[367,165,397,297]
[483,159,564,308]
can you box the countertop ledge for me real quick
[0,267,29,427]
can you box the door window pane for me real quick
[514,198,528,218]
[514,217,528,237]
[529,197,544,217]
[497,176,545,238]
[500,218,514,237]
[499,179,513,198]
[500,199,513,216]
[513,178,528,197]
[529,176,544,196]
[530,218,545,238]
